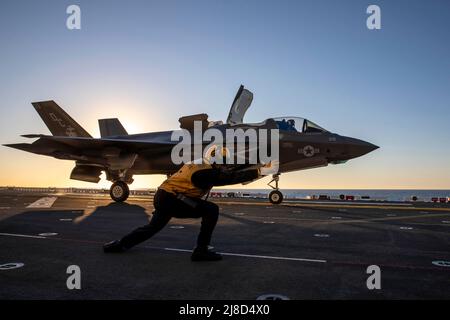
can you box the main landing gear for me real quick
[268,174,283,205]
[110,181,130,202]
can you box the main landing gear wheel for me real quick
[267,174,284,204]
[269,190,283,204]
[110,181,129,202]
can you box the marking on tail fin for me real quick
[32,101,92,137]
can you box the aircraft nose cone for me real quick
[345,137,379,159]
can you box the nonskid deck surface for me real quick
[0,191,449,299]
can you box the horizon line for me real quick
[1,186,450,191]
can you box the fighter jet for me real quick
[3,85,378,204]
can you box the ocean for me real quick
[211,189,450,202]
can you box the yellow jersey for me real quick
[159,163,213,198]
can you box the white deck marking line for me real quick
[0,232,327,264]
[0,232,47,239]
[240,212,450,225]
[163,247,326,263]
[26,197,57,208]
[314,234,330,238]
[213,200,450,212]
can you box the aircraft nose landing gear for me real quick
[268,174,283,204]
[110,181,130,202]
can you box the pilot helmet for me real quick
[204,145,230,164]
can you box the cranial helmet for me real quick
[204,145,230,164]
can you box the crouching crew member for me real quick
[104,156,277,261]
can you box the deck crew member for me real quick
[104,149,278,261]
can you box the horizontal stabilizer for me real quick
[3,143,39,153]
[21,134,45,138]
[4,143,50,154]
[32,100,92,138]
[98,118,128,137]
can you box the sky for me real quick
[0,0,449,190]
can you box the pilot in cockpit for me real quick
[286,119,297,132]
[277,119,289,131]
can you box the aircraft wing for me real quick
[38,135,177,152]
[3,134,177,161]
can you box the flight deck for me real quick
[0,191,449,299]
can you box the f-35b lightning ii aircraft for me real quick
[4,85,378,204]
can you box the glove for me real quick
[259,160,280,176]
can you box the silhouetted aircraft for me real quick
[4,85,378,204]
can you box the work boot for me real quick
[103,240,126,253]
[191,247,223,261]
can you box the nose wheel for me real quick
[268,174,283,204]
[110,181,129,202]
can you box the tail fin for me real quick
[31,101,92,137]
[98,118,128,137]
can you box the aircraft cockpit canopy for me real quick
[273,117,328,133]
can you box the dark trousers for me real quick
[120,189,219,250]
